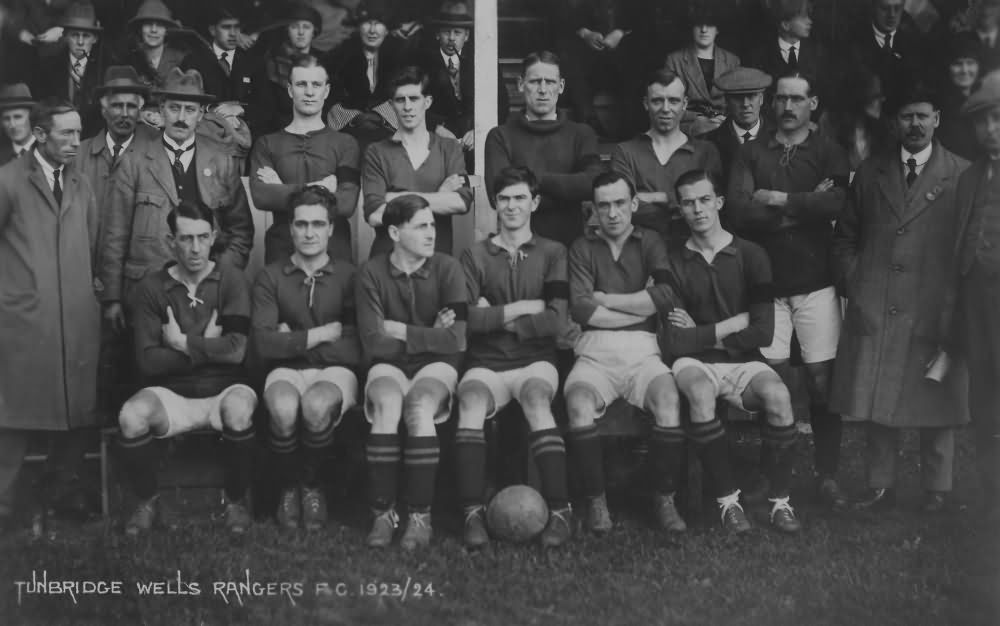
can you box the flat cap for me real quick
[963,69,1000,116]
[715,67,772,94]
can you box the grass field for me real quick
[1,424,997,626]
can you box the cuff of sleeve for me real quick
[696,324,717,350]
[186,335,206,366]
[646,285,673,314]
[289,330,309,355]
[570,302,598,325]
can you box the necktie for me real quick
[787,45,797,68]
[53,167,63,206]
[71,58,84,91]
[219,52,231,76]
[448,57,461,99]
[112,143,123,162]
[742,131,752,144]
[164,141,194,177]
[905,158,917,186]
[883,33,893,56]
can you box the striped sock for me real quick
[117,431,157,500]
[454,428,486,508]
[366,434,400,511]
[222,425,256,502]
[404,436,440,511]
[529,428,569,510]
[302,419,336,488]
[268,430,299,489]
[688,419,735,497]
[649,425,685,495]
[763,422,798,498]
[568,424,604,498]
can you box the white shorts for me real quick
[564,330,672,417]
[364,362,459,424]
[458,361,559,419]
[143,384,258,438]
[760,286,841,363]
[672,358,774,410]
[264,366,359,423]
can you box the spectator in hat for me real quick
[33,1,111,138]
[817,69,891,174]
[938,33,985,161]
[0,82,36,165]
[665,6,741,137]
[420,1,474,166]
[702,67,772,180]
[121,0,185,100]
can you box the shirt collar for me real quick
[70,53,88,67]
[33,148,58,178]
[766,129,813,149]
[14,137,35,155]
[388,254,432,278]
[485,233,538,255]
[682,231,736,259]
[584,225,645,242]
[440,49,460,65]
[163,134,196,152]
[390,129,433,147]
[105,132,134,154]
[732,119,761,139]
[873,24,896,46]
[281,255,336,276]
[212,43,233,59]
[778,38,797,52]
[901,143,932,167]
[641,131,695,153]
[163,261,221,288]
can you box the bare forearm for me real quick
[601,291,657,316]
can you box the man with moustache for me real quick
[102,68,254,315]
[0,83,36,165]
[250,54,360,264]
[0,99,103,530]
[832,83,969,513]
[610,69,722,249]
[703,68,772,180]
[727,71,851,511]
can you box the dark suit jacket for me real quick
[703,115,771,179]
[846,26,925,105]
[33,47,110,138]
[745,38,834,109]
[421,45,474,137]
[180,45,267,136]
[326,36,404,113]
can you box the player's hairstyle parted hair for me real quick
[288,184,338,221]
[383,194,431,229]
[30,98,77,134]
[493,166,539,199]
[591,170,637,197]
[776,70,816,97]
[645,68,685,95]
[167,200,216,234]
[288,53,329,84]
[674,169,724,197]
[387,66,431,97]
[521,51,561,76]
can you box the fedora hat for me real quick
[93,66,151,99]
[127,0,181,30]
[963,69,1000,116]
[153,68,216,103]
[0,83,35,112]
[428,1,474,28]
[59,1,103,32]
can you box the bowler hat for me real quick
[716,68,772,94]
[59,1,103,33]
[0,83,36,112]
[152,68,216,103]
[93,66,151,99]
[428,1,474,29]
[128,0,180,29]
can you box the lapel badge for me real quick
[926,185,941,201]
[203,168,212,177]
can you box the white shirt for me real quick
[105,132,134,156]
[733,119,761,143]
[33,149,61,192]
[901,143,932,178]
[778,38,799,63]
[978,28,998,48]
[873,24,896,49]
[440,50,460,71]
[69,53,87,74]
[213,43,233,68]
[163,135,196,171]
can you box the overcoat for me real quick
[830,142,969,427]
[0,152,102,430]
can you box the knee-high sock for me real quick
[688,420,735,498]
[763,423,798,498]
[269,430,299,489]
[649,425,685,495]
[118,432,157,500]
[404,435,439,512]
[454,428,486,508]
[366,433,400,511]
[810,403,842,478]
[568,424,604,498]
[529,428,569,509]
[302,419,336,488]
[222,425,256,502]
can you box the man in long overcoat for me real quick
[831,83,969,512]
[0,99,102,530]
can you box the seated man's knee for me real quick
[366,378,403,431]
[645,373,680,426]
[677,371,717,423]
[457,381,492,429]
[220,387,257,430]
[265,382,300,435]
[565,386,600,428]
[757,378,794,427]
[118,390,163,437]
[404,379,449,435]
[520,379,556,430]
[301,382,342,431]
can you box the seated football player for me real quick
[252,186,361,532]
[456,166,573,549]
[565,171,685,534]
[116,200,257,537]
[666,169,801,534]
[355,194,467,550]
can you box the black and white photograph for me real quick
[0,0,997,624]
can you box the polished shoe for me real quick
[223,497,252,535]
[769,497,802,533]
[921,491,947,514]
[853,487,896,511]
[366,508,399,548]
[717,491,752,534]
[301,487,327,531]
[540,507,574,548]
[462,505,489,549]
[816,477,849,511]
[400,511,433,551]
[652,492,687,533]
[584,494,612,534]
